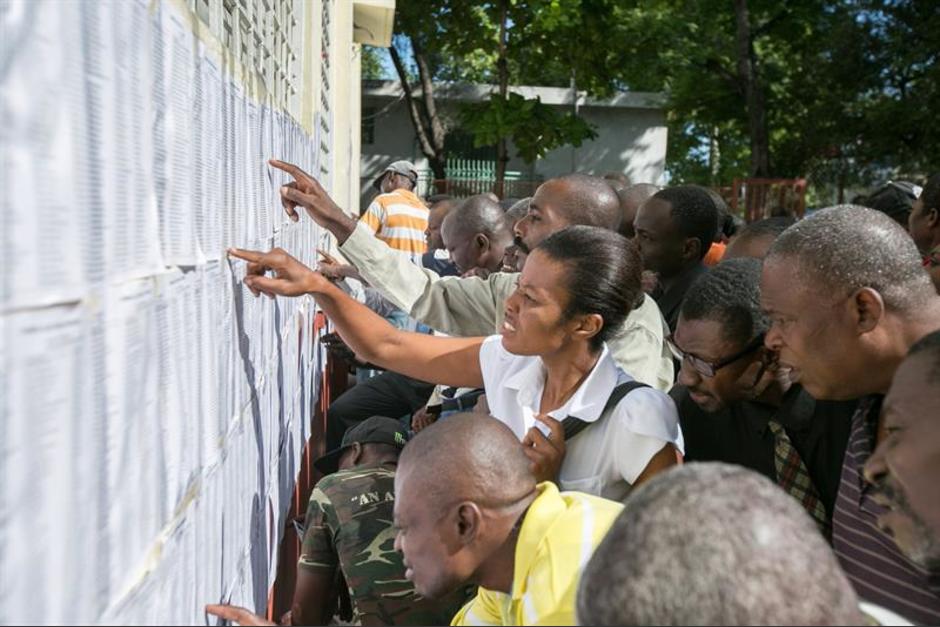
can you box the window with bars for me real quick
[319,0,332,178]
[191,0,301,110]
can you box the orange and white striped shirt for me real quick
[360,189,429,264]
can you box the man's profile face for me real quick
[425,203,450,250]
[674,316,772,412]
[514,181,573,252]
[865,354,940,568]
[393,467,468,599]
[760,258,864,400]
[442,217,485,275]
[633,197,686,278]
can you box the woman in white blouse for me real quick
[230,226,684,500]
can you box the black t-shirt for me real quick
[671,384,856,520]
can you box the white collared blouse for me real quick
[479,335,684,501]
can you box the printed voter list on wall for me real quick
[0,0,332,623]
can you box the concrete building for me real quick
[359,79,668,207]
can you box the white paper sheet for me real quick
[2,1,328,622]
[1,0,90,307]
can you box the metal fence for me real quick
[415,158,543,199]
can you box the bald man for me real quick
[267,159,674,392]
[440,195,512,276]
[392,413,623,626]
[577,464,879,625]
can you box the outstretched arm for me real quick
[269,158,513,336]
[227,247,485,390]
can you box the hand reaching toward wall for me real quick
[269,159,358,243]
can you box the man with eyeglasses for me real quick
[668,258,856,536]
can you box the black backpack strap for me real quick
[560,380,650,441]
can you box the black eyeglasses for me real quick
[666,334,766,378]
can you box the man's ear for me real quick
[349,442,364,465]
[682,237,702,263]
[927,207,939,229]
[852,287,885,334]
[476,233,490,252]
[455,502,483,547]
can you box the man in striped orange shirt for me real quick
[364,161,429,264]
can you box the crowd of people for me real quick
[206,159,940,626]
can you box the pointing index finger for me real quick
[227,248,267,264]
[268,159,309,181]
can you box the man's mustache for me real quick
[513,235,530,255]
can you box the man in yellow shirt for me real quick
[392,413,623,626]
[363,160,429,264]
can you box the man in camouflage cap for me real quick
[206,416,466,626]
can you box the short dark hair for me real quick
[866,181,918,226]
[680,258,769,347]
[767,205,933,312]
[653,186,720,260]
[536,226,642,351]
[698,186,732,241]
[909,329,940,384]
[921,174,940,212]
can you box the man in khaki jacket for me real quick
[270,159,674,390]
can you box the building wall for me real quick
[528,106,668,184]
[359,95,668,206]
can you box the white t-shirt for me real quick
[479,335,684,501]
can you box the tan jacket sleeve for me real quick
[607,294,675,391]
[339,222,516,336]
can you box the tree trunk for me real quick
[494,0,510,198]
[388,42,447,191]
[734,0,771,177]
[709,125,721,185]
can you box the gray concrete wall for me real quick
[359,96,667,208]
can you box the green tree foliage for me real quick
[360,46,386,81]
[608,0,937,189]
[377,0,936,196]
[460,92,598,163]
[382,0,627,191]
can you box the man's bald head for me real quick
[441,196,513,273]
[616,183,660,238]
[516,174,622,252]
[549,173,623,231]
[578,463,864,625]
[442,195,509,242]
[394,414,536,599]
[398,413,535,504]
